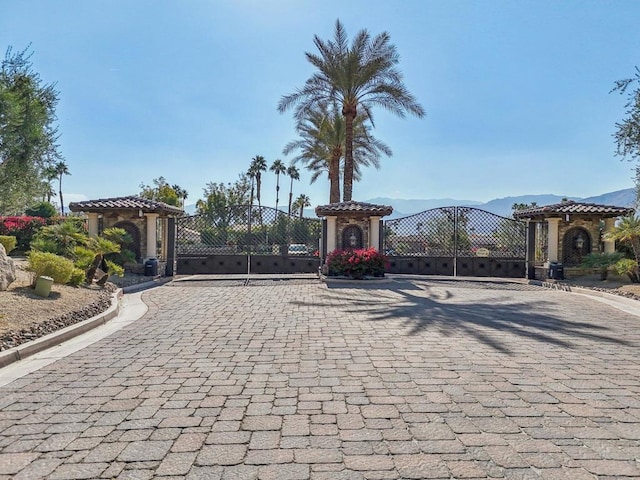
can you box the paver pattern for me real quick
[1,278,640,479]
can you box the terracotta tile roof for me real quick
[513,200,635,219]
[315,200,393,217]
[69,196,184,215]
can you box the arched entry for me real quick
[114,221,141,261]
[562,227,591,266]
[342,225,363,249]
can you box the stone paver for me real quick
[1,278,640,478]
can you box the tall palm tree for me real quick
[284,104,343,203]
[249,155,267,208]
[42,165,58,202]
[292,194,311,218]
[270,159,287,213]
[284,104,392,203]
[278,19,425,201]
[286,165,300,215]
[54,161,70,215]
[171,184,188,208]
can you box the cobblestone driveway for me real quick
[1,278,639,479]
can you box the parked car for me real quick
[288,244,309,255]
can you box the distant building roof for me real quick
[315,200,393,217]
[69,196,184,215]
[513,200,634,219]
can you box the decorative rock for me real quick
[0,244,16,291]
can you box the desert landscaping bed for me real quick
[0,259,115,351]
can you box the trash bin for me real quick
[34,276,54,298]
[144,258,158,276]
[548,262,564,280]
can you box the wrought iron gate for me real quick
[176,205,322,275]
[384,207,526,277]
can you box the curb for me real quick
[121,276,173,294]
[527,279,640,316]
[0,289,124,369]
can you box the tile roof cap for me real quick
[513,200,634,219]
[69,195,184,215]
[315,200,393,217]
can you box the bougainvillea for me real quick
[326,247,388,278]
[0,216,47,251]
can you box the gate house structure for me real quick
[383,207,526,277]
[69,196,183,276]
[513,200,635,279]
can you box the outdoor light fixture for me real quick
[349,233,357,247]
[574,233,585,250]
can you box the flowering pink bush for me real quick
[326,248,388,278]
[0,216,47,251]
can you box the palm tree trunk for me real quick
[275,174,280,212]
[329,150,341,203]
[256,175,262,208]
[342,108,356,201]
[288,178,294,215]
[59,176,64,215]
[85,254,102,284]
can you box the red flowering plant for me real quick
[326,248,388,279]
[0,216,47,252]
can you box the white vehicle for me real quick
[288,244,309,255]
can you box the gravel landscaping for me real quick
[0,259,116,351]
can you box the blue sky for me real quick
[2,0,639,210]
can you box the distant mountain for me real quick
[467,194,580,218]
[366,197,481,217]
[581,188,636,208]
[365,187,636,219]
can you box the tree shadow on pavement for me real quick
[310,279,634,354]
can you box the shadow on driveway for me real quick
[300,279,634,355]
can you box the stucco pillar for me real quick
[87,213,99,238]
[603,217,616,254]
[369,216,380,251]
[145,213,159,260]
[160,217,168,261]
[326,216,337,253]
[547,217,561,263]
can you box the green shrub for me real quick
[25,201,58,218]
[30,221,87,257]
[27,251,75,285]
[0,235,17,254]
[614,258,640,283]
[72,246,96,271]
[105,260,124,277]
[68,268,86,286]
[580,252,623,280]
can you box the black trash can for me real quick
[548,262,564,280]
[144,258,158,276]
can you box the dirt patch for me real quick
[0,258,114,351]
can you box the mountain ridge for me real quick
[365,188,636,218]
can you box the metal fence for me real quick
[176,205,322,274]
[384,207,526,277]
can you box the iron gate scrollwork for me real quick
[176,205,322,274]
[384,207,526,277]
